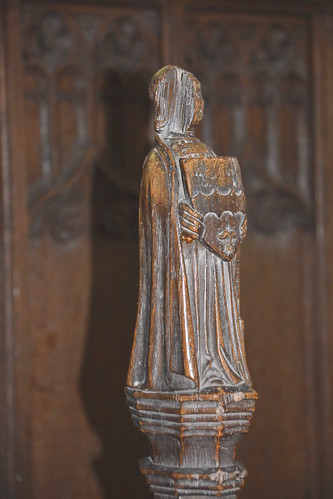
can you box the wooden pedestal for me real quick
[125,387,257,497]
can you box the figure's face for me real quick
[192,80,204,125]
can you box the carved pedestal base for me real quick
[125,387,257,498]
[140,458,246,498]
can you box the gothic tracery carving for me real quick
[22,7,160,243]
[185,18,313,235]
[22,7,313,242]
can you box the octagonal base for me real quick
[126,386,256,498]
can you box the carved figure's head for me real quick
[149,65,204,137]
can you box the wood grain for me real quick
[0,1,332,498]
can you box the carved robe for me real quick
[127,134,251,391]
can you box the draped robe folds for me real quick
[127,135,251,391]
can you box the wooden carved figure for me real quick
[125,65,257,498]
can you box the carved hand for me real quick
[179,203,204,242]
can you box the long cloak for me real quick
[127,135,251,391]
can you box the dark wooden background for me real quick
[0,0,332,498]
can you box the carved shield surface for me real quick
[180,157,246,214]
[180,157,246,260]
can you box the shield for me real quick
[180,157,246,260]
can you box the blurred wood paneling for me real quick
[0,0,332,498]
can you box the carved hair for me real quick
[149,65,201,136]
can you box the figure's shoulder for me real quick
[145,147,163,164]
[141,147,170,204]
[143,147,168,178]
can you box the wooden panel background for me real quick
[0,0,332,498]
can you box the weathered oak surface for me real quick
[0,1,332,498]
[125,65,257,497]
